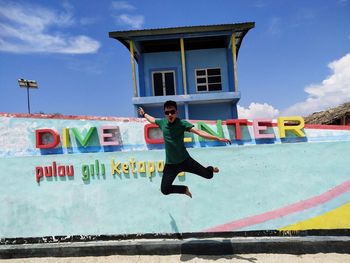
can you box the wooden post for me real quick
[180,38,187,95]
[231,34,238,92]
[129,40,138,97]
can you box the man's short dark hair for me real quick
[164,100,177,110]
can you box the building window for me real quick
[195,68,222,92]
[152,71,176,96]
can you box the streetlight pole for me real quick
[18,79,38,114]
[26,85,30,114]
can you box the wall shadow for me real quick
[146,144,165,150]
[40,147,63,155]
[181,254,257,262]
[281,137,308,143]
[168,213,182,239]
[180,240,257,262]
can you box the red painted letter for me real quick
[225,119,248,140]
[144,124,164,144]
[36,167,43,183]
[36,129,60,149]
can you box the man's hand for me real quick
[138,107,156,124]
[218,138,231,144]
[138,107,145,117]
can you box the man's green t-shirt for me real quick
[155,118,194,164]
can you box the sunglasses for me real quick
[164,110,176,115]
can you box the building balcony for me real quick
[132,91,241,107]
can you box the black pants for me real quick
[161,157,214,195]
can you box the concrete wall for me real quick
[141,48,229,97]
[142,51,182,96]
[188,102,235,120]
[186,48,229,94]
[1,113,350,238]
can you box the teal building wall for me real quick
[1,113,350,238]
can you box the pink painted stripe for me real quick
[1,113,350,130]
[221,120,350,131]
[0,112,142,122]
[304,124,350,130]
[203,178,350,232]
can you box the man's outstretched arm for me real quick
[189,127,231,144]
[138,107,156,124]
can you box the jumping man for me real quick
[138,100,231,198]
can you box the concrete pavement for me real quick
[1,235,349,259]
[1,253,350,263]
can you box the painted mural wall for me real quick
[0,113,350,238]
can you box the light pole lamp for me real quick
[18,78,38,114]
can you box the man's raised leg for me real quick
[161,164,187,195]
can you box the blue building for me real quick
[109,23,254,120]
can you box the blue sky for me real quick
[0,0,349,119]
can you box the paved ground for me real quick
[1,254,350,263]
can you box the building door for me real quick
[152,71,176,96]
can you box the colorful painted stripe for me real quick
[203,178,350,232]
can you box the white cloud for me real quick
[290,11,315,29]
[111,1,144,29]
[267,17,282,35]
[80,17,98,26]
[337,0,348,6]
[240,53,350,118]
[115,14,144,29]
[111,1,136,11]
[282,53,350,116]
[252,0,267,8]
[238,103,280,119]
[0,1,100,54]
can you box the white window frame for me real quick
[151,70,176,96]
[195,67,222,92]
